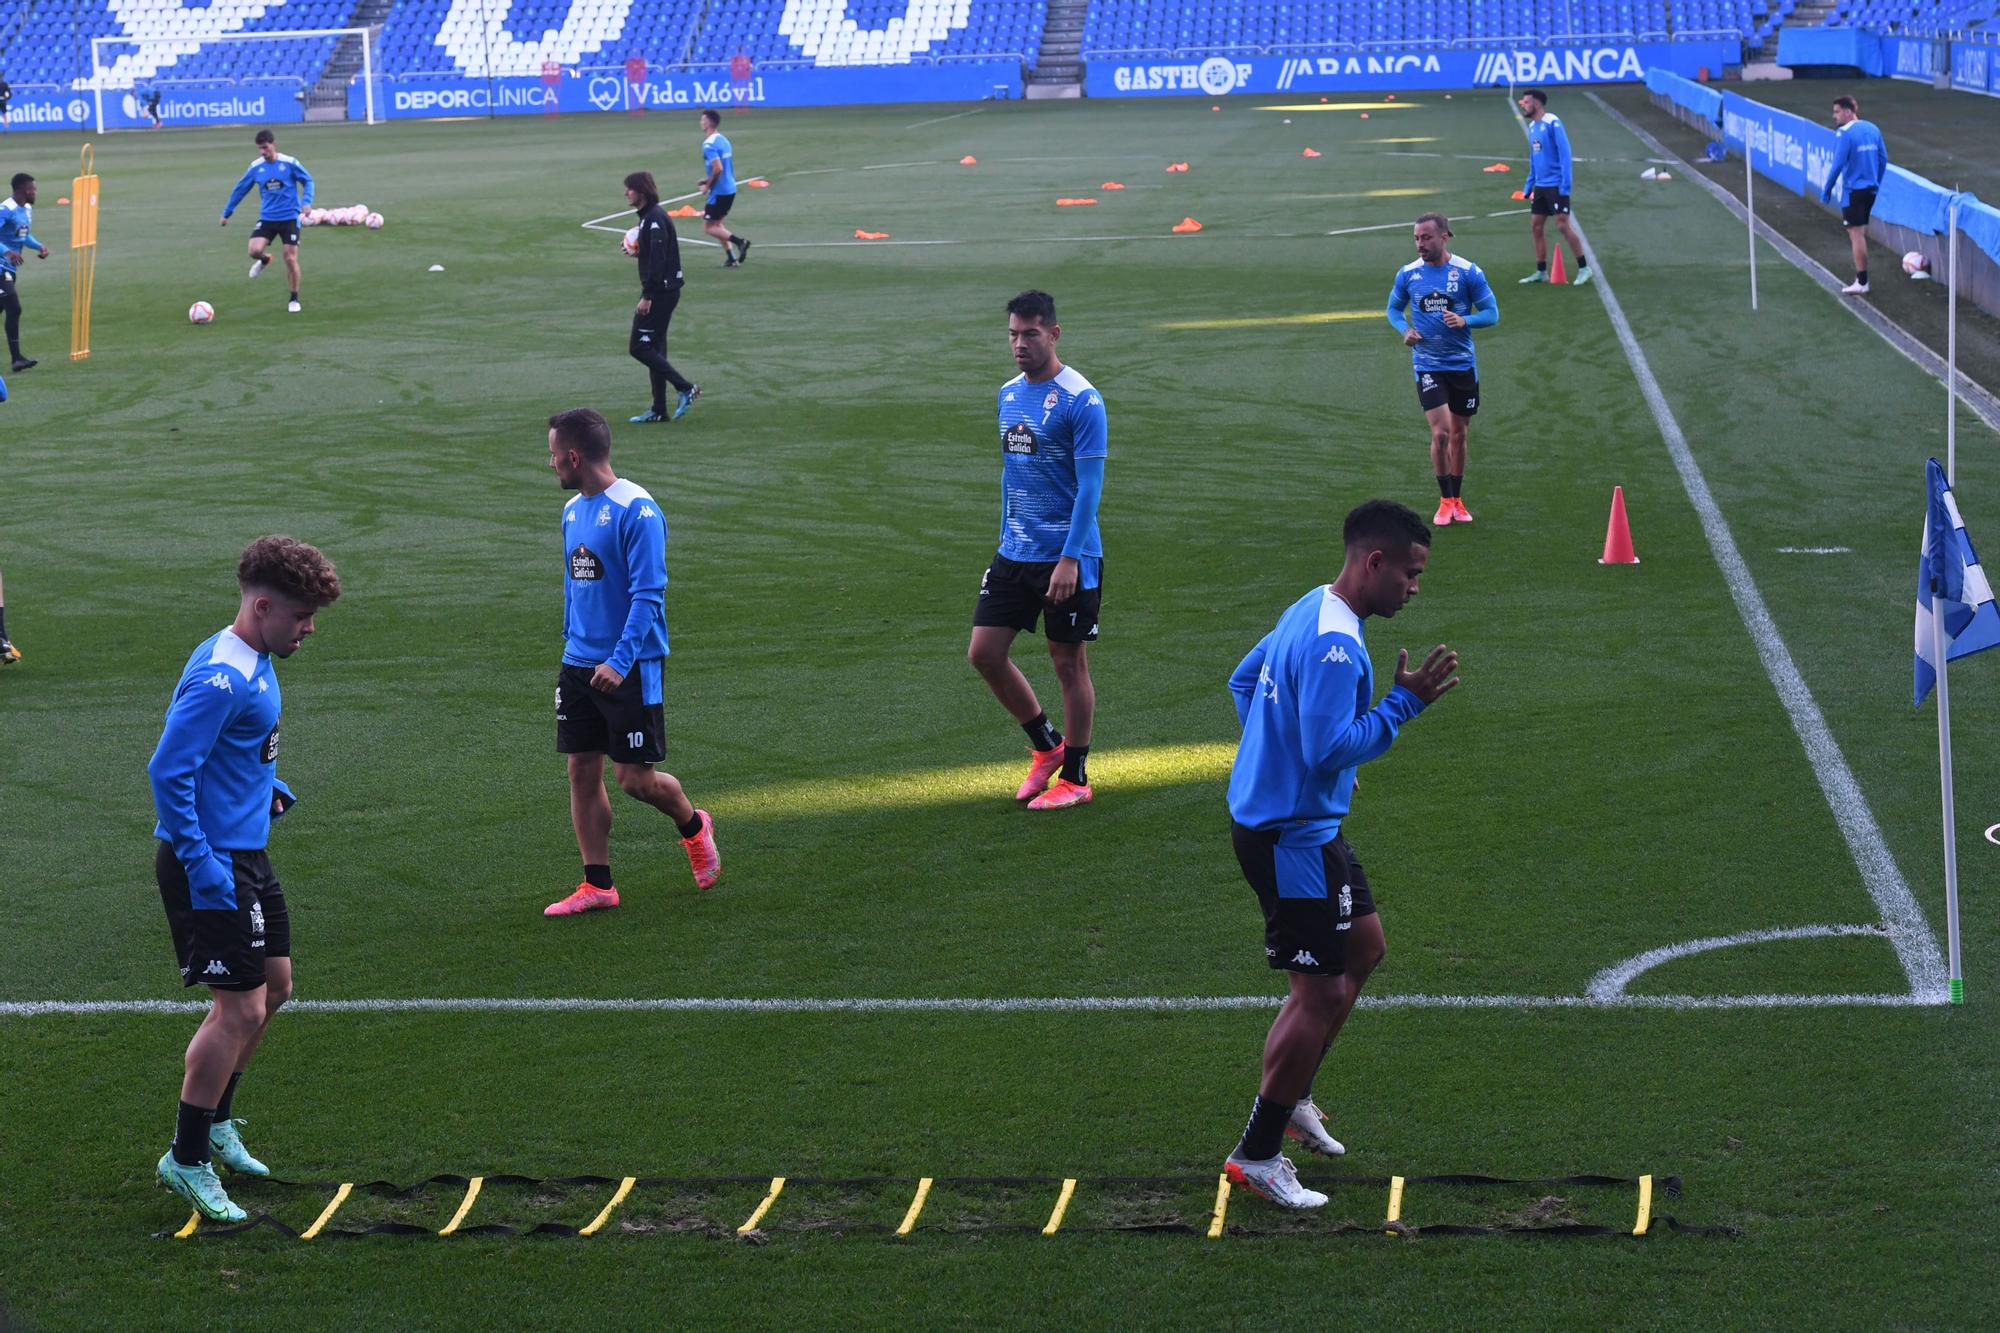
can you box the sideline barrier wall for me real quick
[349,60,1020,119]
[1776,27,1885,76]
[2,81,305,130]
[1647,66,2000,319]
[1883,33,2000,98]
[1086,40,1738,99]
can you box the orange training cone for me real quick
[1599,487,1640,565]
[1302,148,1322,158]
[1172,217,1203,233]
[960,155,978,165]
[1510,189,1526,201]
[1550,247,1569,284]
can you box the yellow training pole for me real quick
[69,144,100,361]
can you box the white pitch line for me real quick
[1569,213,1949,1003]
[0,990,1936,1019]
[1587,924,1887,1001]
[1777,546,1853,555]
[861,159,946,171]
[904,106,989,130]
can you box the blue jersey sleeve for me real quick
[1464,269,1498,328]
[1386,269,1411,335]
[147,673,245,909]
[1298,634,1424,775]
[1549,119,1573,192]
[223,164,257,219]
[1821,133,1852,203]
[609,508,667,676]
[1061,455,1105,561]
[272,776,297,817]
[1229,634,1272,727]
[291,160,314,209]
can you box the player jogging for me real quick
[1221,500,1458,1209]
[221,129,314,314]
[968,289,1108,811]
[1,172,50,371]
[1516,89,1593,287]
[545,408,720,915]
[1387,212,1497,527]
[146,88,164,129]
[697,109,750,268]
[622,171,699,425]
[149,536,341,1222]
[0,563,19,664]
[1821,95,1888,296]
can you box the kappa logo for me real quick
[1259,663,1277,700]
[203,672,234,693]
[1290,949,1319,967]
[1084,392,1102,408]
[204,959,230,976]
[1322,644,1352,664]
[638,505,656,519]
[257,677,269,692]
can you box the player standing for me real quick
[696,109,750,268]
[544,408,720,915]
[1221,501,1458,1209]
[1516,89,1593,287]
[221,129,314,314]
[1821,95,1888,296]
[149,536,341,1222]
[1387,213,1497,527]
[0,563,19,664]
[622,171,699,425]
[968,290,1108,811]
[1,172,50,371]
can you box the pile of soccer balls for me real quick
[302,205,385,229]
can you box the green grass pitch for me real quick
[1,86,1997,1327]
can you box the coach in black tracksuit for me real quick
[622,170,697,425]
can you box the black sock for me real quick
[677,812,705,839]
[1235,1094,1294,1162]
[1436,474,1450,498]
[1576,248,1591,268]
[0,605,8,638]
[1022,713,1062,752]
[1858,268,1869,286]
[172,1101,214,1167]
[212,1072,242,1122]
[584,863,613,889]
[1448,475,1463,499]
[1060,744,1089,786]
[1537,261,1548,273]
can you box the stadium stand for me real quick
[0,0,355,91]
[1823,1,2000,31]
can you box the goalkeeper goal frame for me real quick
[88,26,376,133]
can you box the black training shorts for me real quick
[251,217,301,246]
[704,193,736,222]
[1530,186,1571,217]
[556,662,667,765]
[1842,187,1878,228]
[973,553,1102,643]
[0,267,17,313]
[157,842,291,992]
[1232,824,1377,976]
[1415,368,1480,418]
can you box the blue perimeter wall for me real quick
[1646,65,2000,272]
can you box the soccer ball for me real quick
[365,212,384,230]
[300,211,317,227]
[621,225,641,257]
[1903,250,1931,279]
[188,301,215,324]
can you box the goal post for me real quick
[86,26,376,133]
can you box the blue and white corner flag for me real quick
[1915,457,2000,706]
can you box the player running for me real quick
[149,536,342,1222]
[968,290,1108,811]
[622,171,699,425]
[545,408,720,915]
[1,172,50,371]
[1821,95,1888,296]
[697,109,750,268]
[1388,213,1497,528]
[221,129,314,314]
[1516,89,1593,287]
[1221,500,1458,1209]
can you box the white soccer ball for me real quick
[351,203,368,219]
[1903,250,1931,278]
[342,206,360,225]
[188,300,215,324]
[365,212,384,230]
[300,211,317,227]
[621,225,641,257]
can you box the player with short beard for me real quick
[1387,213,1497,527]
[150,536,341,1222]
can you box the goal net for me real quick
[85,26,377,132]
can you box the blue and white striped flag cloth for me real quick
[1915,457,2000,706]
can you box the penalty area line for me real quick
[0,990,1942,1019]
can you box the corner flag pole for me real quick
[1947,194,1959,482]
[1935,589,1963,1004]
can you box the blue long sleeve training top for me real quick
[1226,586,1427,846]
[148,628,296,909]
[222,154,315,222]
[562,478,669,677]
[1821,118,1887,203]
[997,363,1109,585]
[0,195,44,271]
[1387,254,1498,375]
[1525,112,1573,192]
